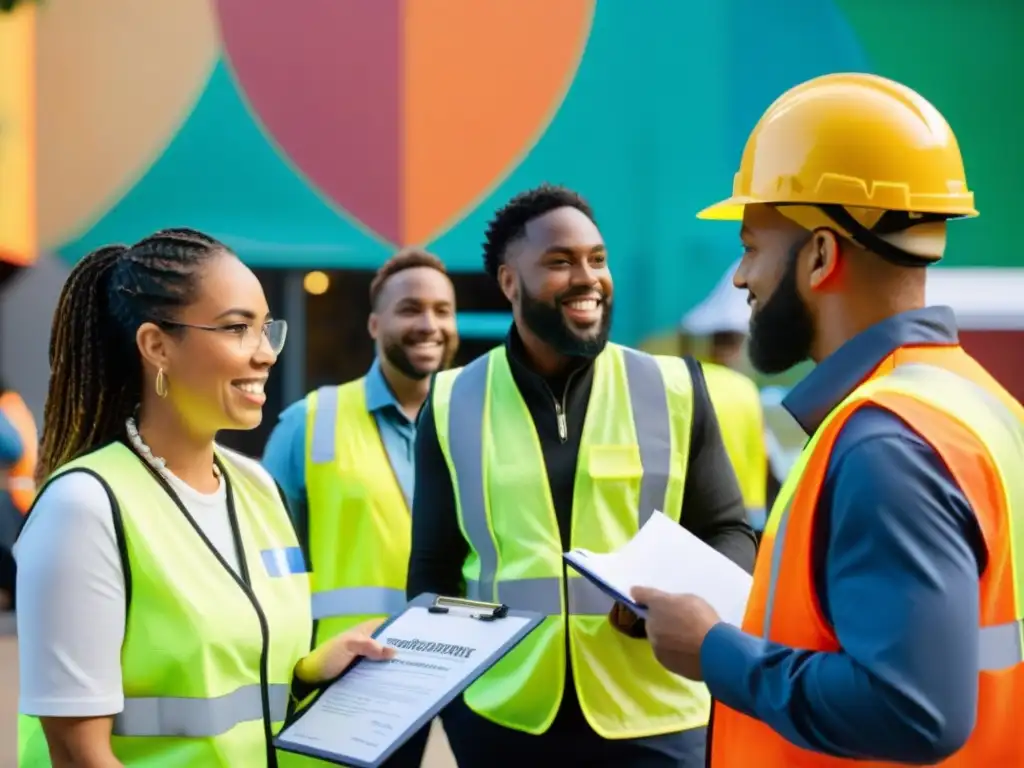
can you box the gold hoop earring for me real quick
[155,368,168,398]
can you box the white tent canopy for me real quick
[925,268,1024,330]
[679,259,749,335]
[681,264,1024,334]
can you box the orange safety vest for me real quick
[0,391,37,513]
[710,344,1024,767]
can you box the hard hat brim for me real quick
[696,196,758,221]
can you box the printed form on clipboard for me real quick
[563,510,753,627]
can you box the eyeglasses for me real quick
[159,318,288,355]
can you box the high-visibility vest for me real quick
[0,391,37,512]
[709,345,1024,767]
[701,363,767,527]
[431,343,711,738]
[17,441,315,768]
[304,381,410,646]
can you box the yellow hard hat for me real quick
[698,73,977,222]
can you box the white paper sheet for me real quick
[277,606,531,766]
[564,510,753,627]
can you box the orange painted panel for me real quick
[402,0,594,246]
[0,5,36,266]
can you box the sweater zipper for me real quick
[545,369,578,444]
[543,367,579,705]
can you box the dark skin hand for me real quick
[628,588,722,681]
[609,600,645,637]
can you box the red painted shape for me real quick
[214,0,402,243]
[960,330,1024,403]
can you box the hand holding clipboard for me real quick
[275,593,543,768]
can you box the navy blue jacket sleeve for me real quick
[701,406,986,764]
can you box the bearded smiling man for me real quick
[263,247,457,768]
[408,184,755,768]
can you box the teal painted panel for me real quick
[456,312,513,340]
[58,61,391,268]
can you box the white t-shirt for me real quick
[15,450,276,718]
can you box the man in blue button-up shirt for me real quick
[263,249,457,536]
[633,200,994,763]
[263,248,457,768]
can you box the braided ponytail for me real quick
[39,245,135,480]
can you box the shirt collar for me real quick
[364,359,404,415]
[783,306,960,434]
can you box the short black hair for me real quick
[369,247,449,309]
[481,183,596,279]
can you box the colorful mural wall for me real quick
[23,0,1024,346]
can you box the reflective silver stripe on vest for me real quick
[621,348,673,527]
[760,498,793,639]
[113,683,289,738]
[310,385,339,462]
[448,348,673,614]
[980,619,1024,671]
[312,586,408,619]
[464,575,615,616]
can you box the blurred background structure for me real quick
[3,0,1023,460]
[2,1,1024,765]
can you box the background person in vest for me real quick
[679,264,772,531]
[408,184,756,767]
[632,73,1024,766]
[263,246,457,768]
[0,381,39,518]
[0,397,25,611]
[15,228,393,768]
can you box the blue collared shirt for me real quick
[701,307,987,763]
[262,360,417,533]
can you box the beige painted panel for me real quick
[36,0,219,249]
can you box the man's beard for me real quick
[519,281,612,359]
[382,336,452,381]
[748,242,815,375]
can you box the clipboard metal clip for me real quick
[428,595,509,622]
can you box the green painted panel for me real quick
[836,0,1024,268]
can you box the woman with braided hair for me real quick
[15,228,393,767]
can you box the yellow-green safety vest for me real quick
[304,380,410,645]
[702,362,768,529]
[17,441,316,768]
[431,343,711,739]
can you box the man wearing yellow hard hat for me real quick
[629,73,1024,766]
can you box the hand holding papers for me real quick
[276,595,543,768]
[563,510,753,627]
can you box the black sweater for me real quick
[407,330,756,749]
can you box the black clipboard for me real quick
[274,592,544,767]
